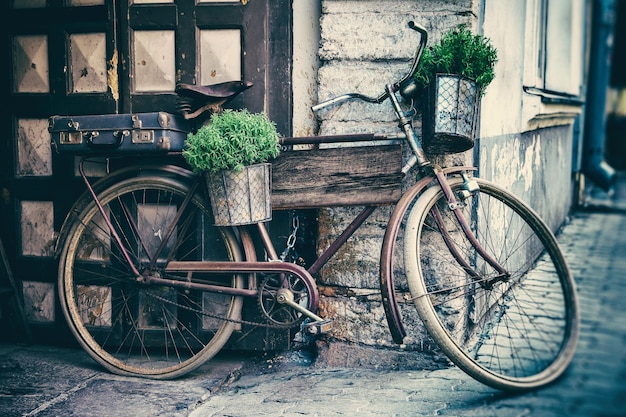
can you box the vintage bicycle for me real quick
[49,22,579,391]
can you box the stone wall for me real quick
[312,0,478,367]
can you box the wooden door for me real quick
[1,0,291,340]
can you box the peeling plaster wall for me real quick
[480,125,574,233]
[478,0,577,226]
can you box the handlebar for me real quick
[311,21,427,112]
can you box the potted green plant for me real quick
[413,25,498,154]
[183,109,280,226]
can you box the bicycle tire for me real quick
[58,175,250,379]
[403,177,579,391]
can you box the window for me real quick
[526,0,587,101]
[544,0,586,96]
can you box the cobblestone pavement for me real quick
[1,175,625,416]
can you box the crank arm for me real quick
[276,289,324,322]
[275,288,333,334]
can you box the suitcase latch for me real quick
[59,131,83,145]
[132,130,155,144]
[158,112,170,127]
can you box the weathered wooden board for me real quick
[271,144,402,210]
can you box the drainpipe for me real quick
[583,0,616,192]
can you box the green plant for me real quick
[413,25,497,94]
[183,109,280,174]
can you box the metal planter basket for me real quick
[205,163,272,226]
[423,74,480,155]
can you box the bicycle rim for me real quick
[58,176,246,379]
[403,177,579,391]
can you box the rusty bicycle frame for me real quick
[64,21,508,342]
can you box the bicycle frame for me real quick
[58,19,508,341]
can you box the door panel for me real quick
[3,1,118,341]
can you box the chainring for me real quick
[257,273,312,327]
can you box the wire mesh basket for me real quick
[422,74,479,155]
[205,163,272,226]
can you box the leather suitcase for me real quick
[49,112,192,154]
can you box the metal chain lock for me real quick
[280,211,300,262]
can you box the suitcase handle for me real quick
[86,130,129,147]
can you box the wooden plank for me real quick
[271,144,402,210]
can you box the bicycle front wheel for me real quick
[403,177,579,391]
[58,175,247,379]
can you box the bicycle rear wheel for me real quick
[403,177,579,391]
[58,175,248,379]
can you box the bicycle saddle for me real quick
[176,80,253,120]
[176,80,253,99]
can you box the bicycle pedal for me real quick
[301,319,333,335]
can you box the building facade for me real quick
[1,0,611,368]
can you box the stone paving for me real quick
[0,176,625,416]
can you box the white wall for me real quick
[479,0,527,137]
[292,0,322,137]
[479,0,582,227]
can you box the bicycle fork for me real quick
[432,167,510,288]
[386,80,508,283]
